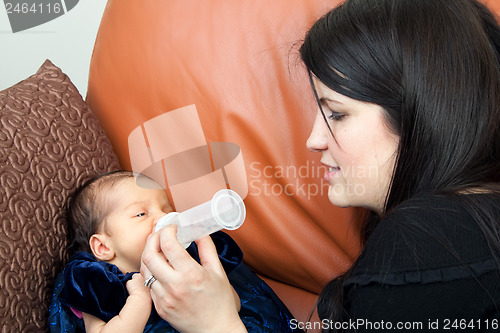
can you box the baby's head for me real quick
[67,170,173,273]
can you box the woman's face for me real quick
[306,77,399,214]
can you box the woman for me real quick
[141,0,500,331]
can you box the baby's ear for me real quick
[89,234,115,261]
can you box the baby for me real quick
[49,170,296,333]
[62,170,169,332]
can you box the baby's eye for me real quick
[134,212,148,218]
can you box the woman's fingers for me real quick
[141,226,175,282]
[157,224,196,271]
[140,226,244,331]
[141,224,201,280]
[195,235,224,274]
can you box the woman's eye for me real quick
[327,111,345,121]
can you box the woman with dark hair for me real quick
[140,0,500,332]
[301,0,500,329]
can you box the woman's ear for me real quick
[89,234,115,261]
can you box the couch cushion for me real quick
[0,60,120,331]
[484,0,500,16]
[86,0,363,299]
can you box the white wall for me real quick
[0,0,107,97]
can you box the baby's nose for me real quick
[153,214,167,230]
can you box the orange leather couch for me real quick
[86,0,500,325]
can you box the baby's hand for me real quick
[126,273,151,303]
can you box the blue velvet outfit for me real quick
[48,231,300,332]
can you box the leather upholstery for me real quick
[484,0,500,16]
[87,0,360,296]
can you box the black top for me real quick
[343,193,500,332]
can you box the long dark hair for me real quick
[300,0,500,329]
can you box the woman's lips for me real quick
[324,166,341,181]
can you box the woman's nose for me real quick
[306,112,329,152]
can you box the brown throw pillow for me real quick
[0,59,120,331]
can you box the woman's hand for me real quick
[140,225,246,333]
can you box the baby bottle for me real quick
[154,189,245,248]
